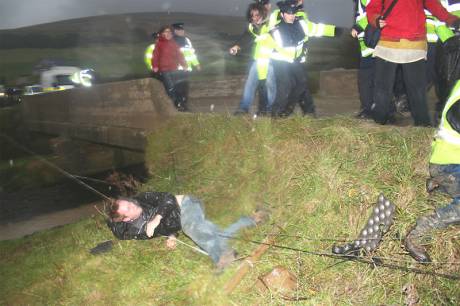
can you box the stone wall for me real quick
[22,78,176,151]
[21,69,359,151]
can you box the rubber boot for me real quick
[404,214,438,263]
[404,206,460,263]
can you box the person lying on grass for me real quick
[107,192,268,269]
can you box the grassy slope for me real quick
[2,115,459,305]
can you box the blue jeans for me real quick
[180,195,255,263]
[237,61,276,113]
[430,164,460,224]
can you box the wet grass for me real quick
[1,114,459,304]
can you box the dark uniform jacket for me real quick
[107,192,181,240]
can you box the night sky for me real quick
[0,0,354,29]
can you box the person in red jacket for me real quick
[366,0,460,126]
[152,25,189,111]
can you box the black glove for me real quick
[451,18,460,31]
[335,27,344,37]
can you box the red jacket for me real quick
[367,0,458,41]
[152,37,187,72]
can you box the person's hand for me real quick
[351,28,358,38]
[377,17,387,29]
[165,235,177,249]
[229,45,240,55]
[153,67,159,73]
[146,214,162,237]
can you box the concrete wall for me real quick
[22,78,177,151]
[21,69,359,151]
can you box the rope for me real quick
[162,235,209,256]
[1,132,113,202]
[220,234,460,281]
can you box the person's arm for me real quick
[107,220,146,240]
[136,192,180,237]
[229,29,253,55]
[425,0,460,26]
[152,42,161,72]
[146,214,163,237]
[366,0,384,28]
[303,19,336,37]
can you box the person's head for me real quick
[255,0,272,13]
[109,197,142,222]
[278,0,298,23]
[159,25,173,40]
[172,22,185,37]
[246,3,266,25]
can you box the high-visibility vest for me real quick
[249,23,272,80]
[430,80,460,165]
[425,12,442,43]
[144,44,155,71]
[432,0,460,43]
[179,37,200,71]
[268,18,334,63]
[355,0,374,57]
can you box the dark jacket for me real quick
[107,192,181,240]
[275,20,306,48]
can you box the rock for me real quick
[256,266,298,295]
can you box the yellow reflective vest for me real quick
[249,23,272,80]
[430,80,460,165]
[144,44,155,71]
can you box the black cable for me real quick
[0,132,113,201]
[222,234,460,281]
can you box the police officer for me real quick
[434,0,460,123]
[405,79,460,262]
[172,23,201,72]
[267,0,335,117]
[351,0,375,119]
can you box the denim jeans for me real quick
[430,164,460,224]
[237,61,276,113]
[180,195,255,263]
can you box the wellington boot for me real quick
[404,213,441,263]
[404,226,431,263]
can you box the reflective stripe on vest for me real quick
[271,28,304,62]
[437,82,460,145]
[144,44,155,71]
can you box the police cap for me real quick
[278,0,298,14]
[172,22,185,30]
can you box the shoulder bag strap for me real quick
[382,0,399,19]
